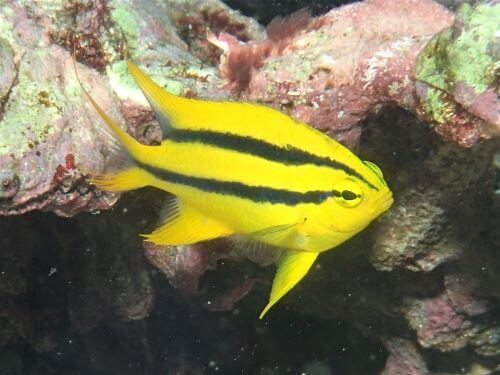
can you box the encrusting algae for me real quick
[74,51,393,319]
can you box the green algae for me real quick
[414,1,499,134]
[0,50,69,157]
[110,2,143,51]
[448,3,499,93]
[419,86,454,125]
[472,326,500,357]
[0,84,61,157]
[108,59,207,104]
[0,4,15,47]
[416,2,499,95]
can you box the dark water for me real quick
[0,210,386,374]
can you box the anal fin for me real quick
[143,200,233,245]
[259,250,319,319]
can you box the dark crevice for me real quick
[222,0,358,24]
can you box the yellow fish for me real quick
[75,56,393,319]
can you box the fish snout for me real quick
[374,190,394,216]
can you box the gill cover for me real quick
[364,160,386,185]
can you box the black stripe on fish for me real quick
[168,129,378,191]
[138,161,334,205]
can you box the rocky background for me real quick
[0,0,498,374]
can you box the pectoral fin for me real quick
[246,222,302,249]
[143,200,233,245]
[259,250,319,319]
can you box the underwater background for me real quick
[0,0,498,374]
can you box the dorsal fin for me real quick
[125,59,302,136]
[126,58,181,136]
[124,58,345,160]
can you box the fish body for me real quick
[75,57,393,318]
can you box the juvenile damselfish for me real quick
[75,57,393,319]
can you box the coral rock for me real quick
[215,0,455,148]
[381,338,429,375]
[415,1,500,145]
[0,0,261,216]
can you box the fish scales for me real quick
[137,160,335,205]
[167,129,379,190]
[139,139,362,196]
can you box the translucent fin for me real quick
[74,50,143,155]
[259,250,319,319]
[156,194,181,223]
[143,200,234,245]
[73,48,151,191]
[247,222,299,246]
[230,235,284,265]
[91,167,150,192]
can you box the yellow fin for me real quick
[143,201,233,245]
[246,222,300,250]
[74,51,143,155]
[259,250,319,319]
[74,48,151,191]
[125,58,297,137]
[91,167,149,192]
[126,58,182,133]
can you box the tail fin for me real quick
[73,50,149,192]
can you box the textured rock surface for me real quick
[214,0,497,147]
[0,0,262,216]
[0,200,391,374]
[0,0,495,217]
[274,109,499,372]
[415,1,500,144]
[215,1,424,140]
[381,339,429,375]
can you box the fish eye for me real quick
[332,179,363,208]
[341,190,358,200]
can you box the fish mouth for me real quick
[335,191,394,233]
[374,191,394,216]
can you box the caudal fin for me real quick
[73,49,149,192]
[91,168,150,192]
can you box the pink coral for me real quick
[212,0,488,148]
[144,240,232,295]
[404,273,490,351]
